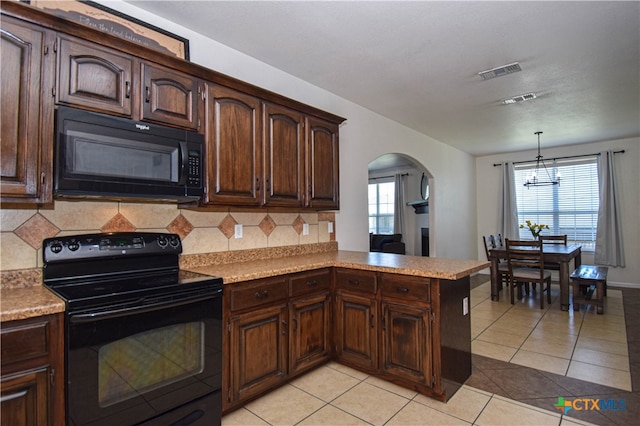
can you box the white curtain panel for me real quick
[499,162,520,240]
[393,173,406,235]
[595,151,625,266]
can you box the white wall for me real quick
[103,1,480,261]
[475,138,640,287]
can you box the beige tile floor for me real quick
[221,279,626,426]
[222,362,596,426]
[470,281,631,391]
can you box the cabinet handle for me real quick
[381,315,385,331]
[266,178,271,192]
[255,177,260,191]
[306,280,318,287]
[348,279,360,286]
[282,320,287,335]
[254,290,269,299]
[0,390,27,403]
[293,317,298,332]
[396,287,409,293]
[125,81,131,99]
[145,86,150,103]
[370,314,375,328]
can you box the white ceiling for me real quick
[127,1,639,156]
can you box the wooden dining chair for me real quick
[505,239,553,309]
[539,234,567,270]
[483,235,508,290]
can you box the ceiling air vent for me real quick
[478,62,522,80]
[502,92,537,104]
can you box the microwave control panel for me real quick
[187,150,201,187]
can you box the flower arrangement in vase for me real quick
[520,220,549,239]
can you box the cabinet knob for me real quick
[254,290,269,299]
[396,287,409,293]
[125,81,131,99]
[348,279,360,286]
[306,280,318,287]
[145,86,150,103]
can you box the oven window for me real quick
[67,130,179,182]
[98,321,204,407]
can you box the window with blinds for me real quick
[368,180,395,234]
[514,157,599,250]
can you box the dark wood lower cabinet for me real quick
[223,268,471,414]
[334,292,378,371]
[228,304,288,404]
[0,314,64,426]
[380,302,432,387]
[289,293,331,375]
[0,368,49,426]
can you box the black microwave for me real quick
[55,107,204,203]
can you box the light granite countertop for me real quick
[1,285,65,322]
[185,250,489,284]
[0,249,488,322]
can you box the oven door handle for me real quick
[69,290,221,323]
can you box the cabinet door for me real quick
[289,293,331,375]
[0,368,49,426]
[305,117,339,209]
[57,35,133,116]
[380,302,432,387]
[334,292,377,370]
[229,305,288,404]
[263,103,304,207]
[206,84,262,205]
[1,17,53,204]
[141,63,201,130]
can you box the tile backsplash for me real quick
[0,200,336,271]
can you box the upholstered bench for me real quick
[571,265,609,314]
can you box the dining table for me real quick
[488,243,582,310]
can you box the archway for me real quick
[368,153,434,256]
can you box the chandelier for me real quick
[524,131,561,188]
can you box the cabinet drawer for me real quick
[380,274,430,303]
[230,277,288,311]
[1,320,49,366]
[290,269,331,297]
[335,269,377,294]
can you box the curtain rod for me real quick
[492,150,625,167]
[369,173,409,180]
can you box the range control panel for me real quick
[43,232,182,263]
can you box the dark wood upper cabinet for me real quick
[206,84,262,205]
[56,34,134,117]
[141,62,202,131]
[305,117,340,210]
[1,0,344,208]
[263,103,305,208]
[0,16,54,205]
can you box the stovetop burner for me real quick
[42,232,222,313]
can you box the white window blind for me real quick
[514,157,599,250]
[368,180,395,234]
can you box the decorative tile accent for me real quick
[167,214,194,240]
[318,212,335,222]
[119,202,179,229]
[101,213,136,233]
[40,200,118,230]
[259,215,277,236]
[219,214,238,239]
[14,214,60,248]
[292,215,305,235]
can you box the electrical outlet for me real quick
[302,223,309,235]
[234,224,243,239]
[462,297,469,315]
[328,221,334,233]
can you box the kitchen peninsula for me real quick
[1,246,487,418]
[182,248,488,413]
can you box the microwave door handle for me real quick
[178,140,188,185]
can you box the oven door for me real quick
[66,291,222,426]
